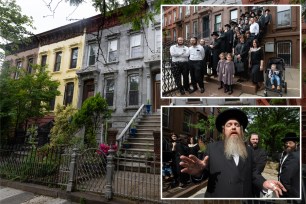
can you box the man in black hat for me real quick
[278,132,300,198]
[180,108,286,198]
[209,32,222,77]
[264,8,272,36]
[224,24,234,54]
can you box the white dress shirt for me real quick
[189,45,205,61]
[250,22,259,35]
[170,44,190,62]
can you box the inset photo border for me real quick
[161,5,302,99]
[161,106,302,199]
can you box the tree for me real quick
[0,64,60,144]
[0,0,34,58]
[73,93,112,147]
[242,107,300,157]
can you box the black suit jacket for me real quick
[252,147,267,174]
[279,150,300,198]
[195,141,265,198]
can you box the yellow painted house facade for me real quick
[36,23,86,110]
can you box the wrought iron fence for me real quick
[75,148,107,193]
[0,144,67,188]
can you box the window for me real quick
[155,28,161,53]
[49,87,57,110]
[88,44,96,66]
[173,10,176,21]
[130,34,142,58]
[14,61,22,79]
[105,78,114,106]
[202,16,210,38]
[183,111,191,133]
[277,6,291,27]
[70,48,78,68]
[168,13,171,25]
[162,107,170,128]
[194,6,198,13]
[230,9,238,23]
[179,7,182,19]
[277,41,291,66]
[27,58,33,74]
[193,21,198,37]
[54,51,62,72]
[173,29,177,41]
[185,24,190,39]
[63,82,74,106]
[214,14,221,32]
[164,16,167,26]
[185,6,190,16]
[108,39,118,62]
[41,55,47,67]
[128,75,139,106]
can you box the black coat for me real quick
[279,150,300,198]
[252,147,267,174]
[211,38,222,71]
[194,141,265,198]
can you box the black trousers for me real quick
[189,60,204,90]
[171,61,190,91]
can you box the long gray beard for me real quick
[224,135,248,160]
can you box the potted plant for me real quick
[130,120,137,137]
[145,99,152,114]
[122,141,131,149]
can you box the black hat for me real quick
[281,132,299,142]
[230,21,238,26]
[211,31,219,37]
[215,109,248,133]
[245,12,249,15]
[224,24,231,28]
[265,9,270,12]
[240,14,245,18]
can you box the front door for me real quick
[154,81,170,112]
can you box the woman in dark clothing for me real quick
[249,39,264,91]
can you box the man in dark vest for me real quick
[180,109,286,198]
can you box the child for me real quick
[223,53,235,95]
[216,52,226,90]
[162,162,174,181]
[268,64,281,90]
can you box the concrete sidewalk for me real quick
[0,179,134,204]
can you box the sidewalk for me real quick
[169,68,300,98]
[0,179,134,204]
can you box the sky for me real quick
[16,0,100,34]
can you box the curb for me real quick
[0,179,134,204]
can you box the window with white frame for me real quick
[173,10,177,21]
[214,14,221,32]
[179,7,182,19]
[277,6,291,27]
[108,39,118,62]
[185,24,190,39]
[70,47,78,68]
[168,13,171,25]
[277,41,291,66]
[128,75,139,106]
[230,9,238,23]
[14,61,22,79]
[88,44,96,66]
[130,34,142,58]
[185,6,190,16]
[41,55,47,67]
[193,21,198,36]
[155,28,161,53]
[194,6,198,13]
[54,51,62,72]
[105,78,115,106]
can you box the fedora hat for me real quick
[281,132,299,142]
[215,109,248,133]
[224,24,231,28]
[211,31,219,37]
[265,9,270,12]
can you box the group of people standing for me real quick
[169,9,272,95]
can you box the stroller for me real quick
[264,57,287,97]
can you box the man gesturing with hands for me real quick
[180,108,286,198]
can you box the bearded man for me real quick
[180,108,286,198]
